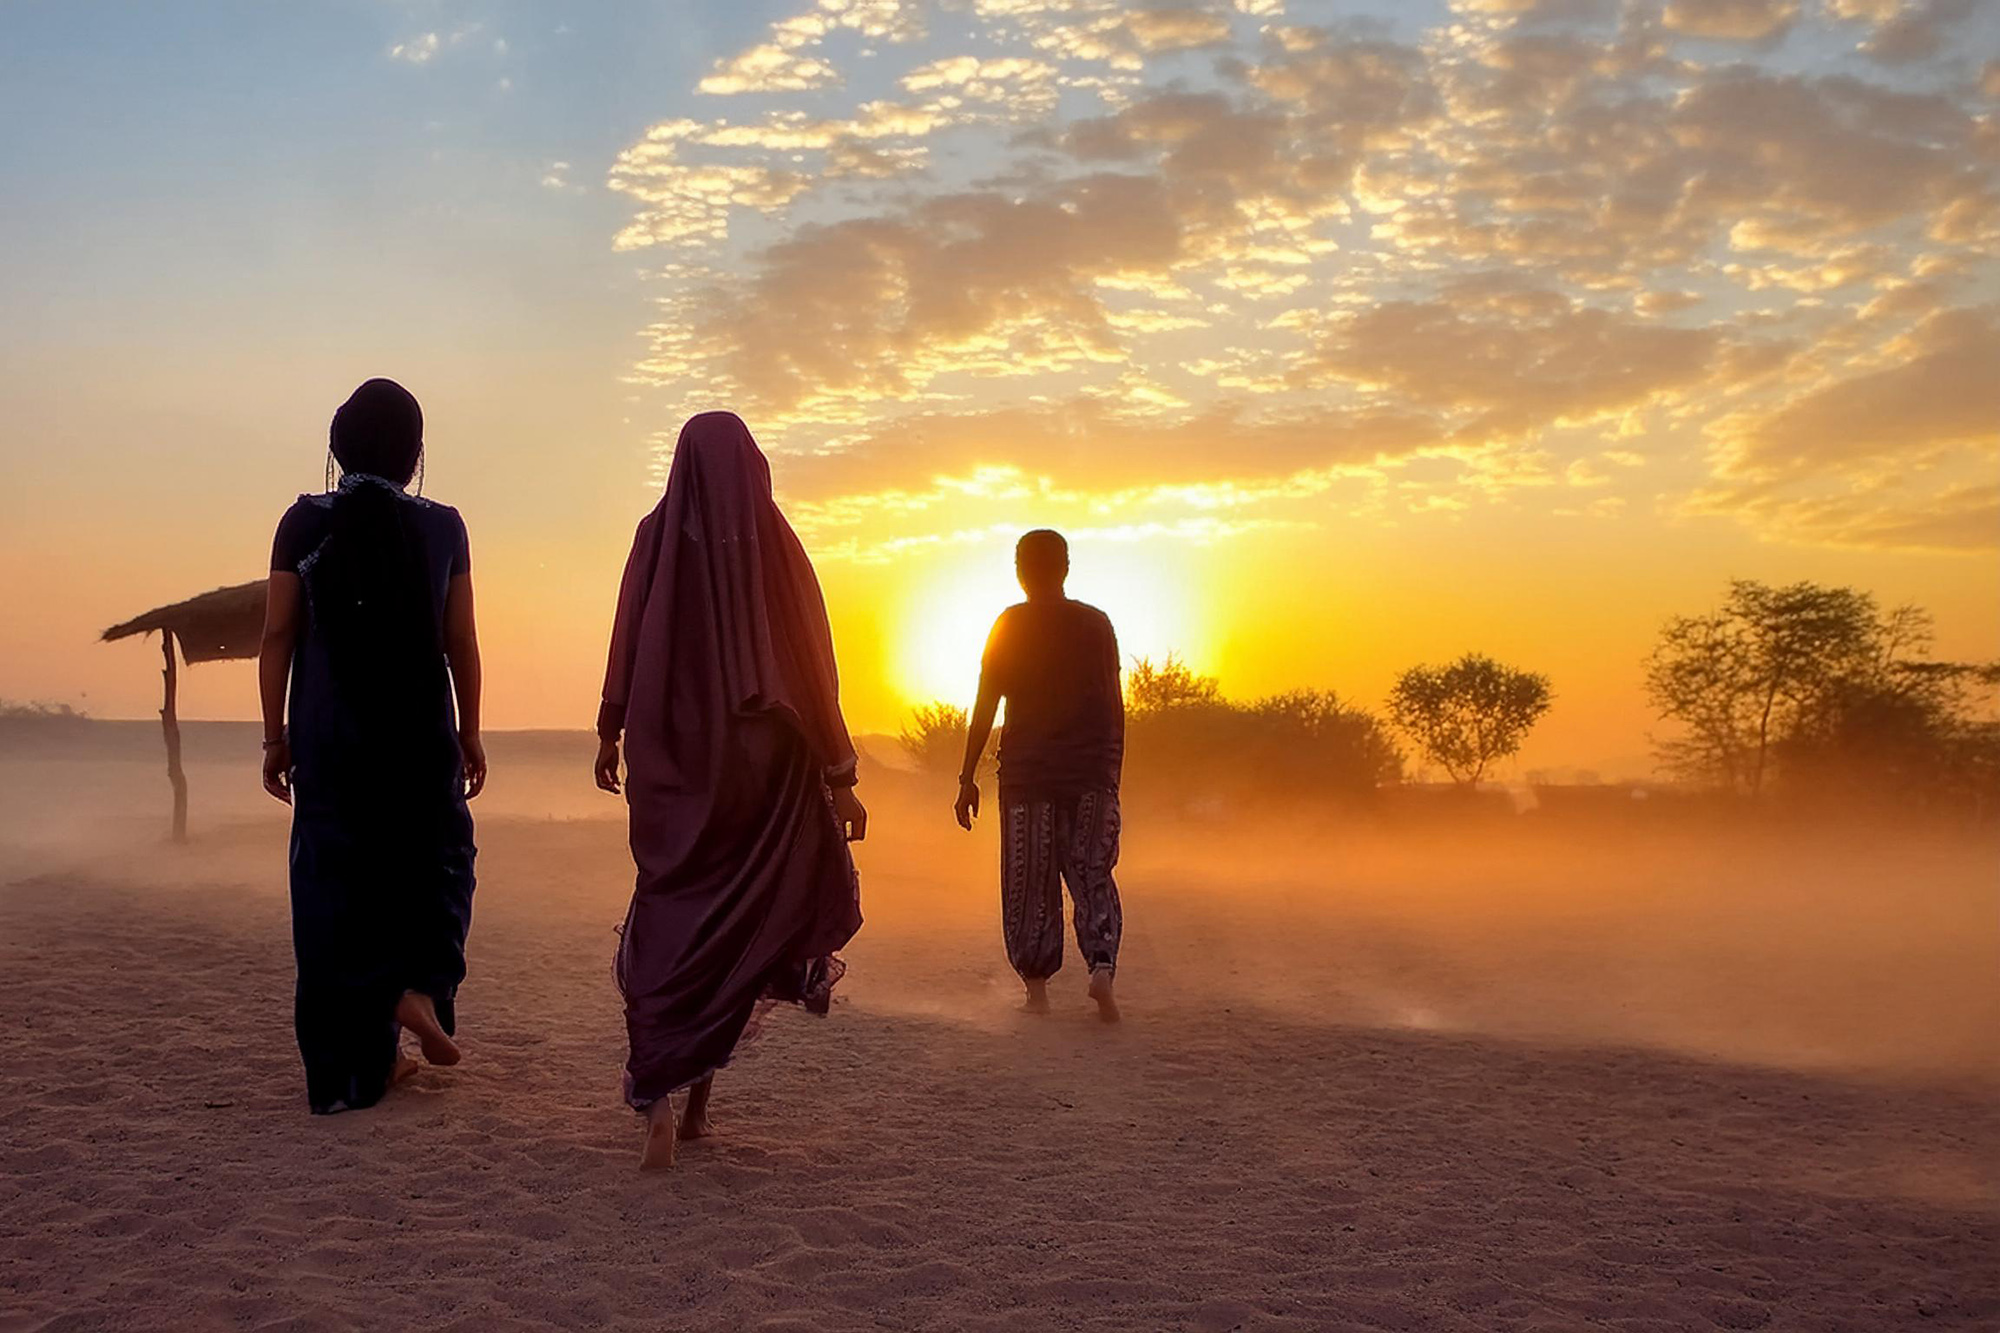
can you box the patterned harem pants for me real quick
[1000,788,1122,982]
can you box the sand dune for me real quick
[2,755,1996,1331]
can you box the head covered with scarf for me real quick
[602,411,857,788]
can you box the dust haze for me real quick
[5,720,1993,1085]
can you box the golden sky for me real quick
[2,0,1996,777]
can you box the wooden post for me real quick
[161,629,188,844]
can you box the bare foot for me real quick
[390,1055,423,1086]
[395,991,461,1067]
[1088,968,1120,1024]
[1023,978,1051,1013]
[679,1075,716,1141]
[640,1099,678,1170]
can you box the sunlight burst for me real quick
[896,536,1208,712]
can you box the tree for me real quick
[900,702,972,775]
[0,700,88,721]
[1644,581,1914,795]
[1125,655,1222,715]
[1782,658,2000,812]
[1387,653,1552,787]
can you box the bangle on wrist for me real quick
[262,735,286,750]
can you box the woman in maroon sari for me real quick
[594,411,866,1170]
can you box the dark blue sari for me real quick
[272,475,476,1114]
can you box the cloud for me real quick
[902,54,1055,91]
[900,55,1061,113]
[1391,46,1993,285]
[777,398,1443,499]
[818,0,925,43]
[1695,481,2000,553]
[1636,290,1703,314]
[1660,0,1799,44]
[972,1,1253,72]
[1305,284,1725,441]
[1852,0,1980,65]
[696,0,928,96]
[1673,70,1977,243]
[1124,7,1235,53]
[699,43,842,94]
[387,25,489,66]
[676,172,1192,411]
[1715,306,2000,478]
[608,121,816,249]
[1813,484,2000,552]
[389,33,441,65]
[1244,29,1439,134]
[1688,305,2000,552]
[608,0,1998,556]
[1451,0,1612,16]
[762,397,1450,558]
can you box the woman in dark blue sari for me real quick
[258,378,484,1115]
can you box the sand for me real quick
[2,745,1996,1332]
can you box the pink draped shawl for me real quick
[601,411,858,788]
[600,412,861,1104]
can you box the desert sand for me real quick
[2,735,1996,1331]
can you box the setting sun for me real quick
[895,535,1209,713]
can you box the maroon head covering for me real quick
[601,411,857,788]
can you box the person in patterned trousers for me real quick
[954,530,1124,1021]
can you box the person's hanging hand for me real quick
[595,738,622,795]
[954,777,980,831]
[460,730,488,799]
[262,736,292,804]
[833,786,868,842]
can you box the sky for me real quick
[1,0,1996,776]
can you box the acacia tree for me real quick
[1643,581,1912,795]
[1387,654,1552,787]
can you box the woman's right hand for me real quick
[595,738,622,795]
[833,786,868,843]
[262,739,292,804]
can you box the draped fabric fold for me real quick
[600,412,862,1107]
[602,411,858,790]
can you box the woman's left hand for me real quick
[832,787,867,843]
[460,731,487,799]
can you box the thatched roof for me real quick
[102,580,268,664]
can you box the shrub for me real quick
[899,702,971,775]
[1126,655,1222,716]
[1124,667,1401,806]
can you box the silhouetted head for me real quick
[674,410,771,487]
[1016,529,1069,600]
[330,378,424,486]
[667,410,776,529]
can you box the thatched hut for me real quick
[102,580,268,841]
